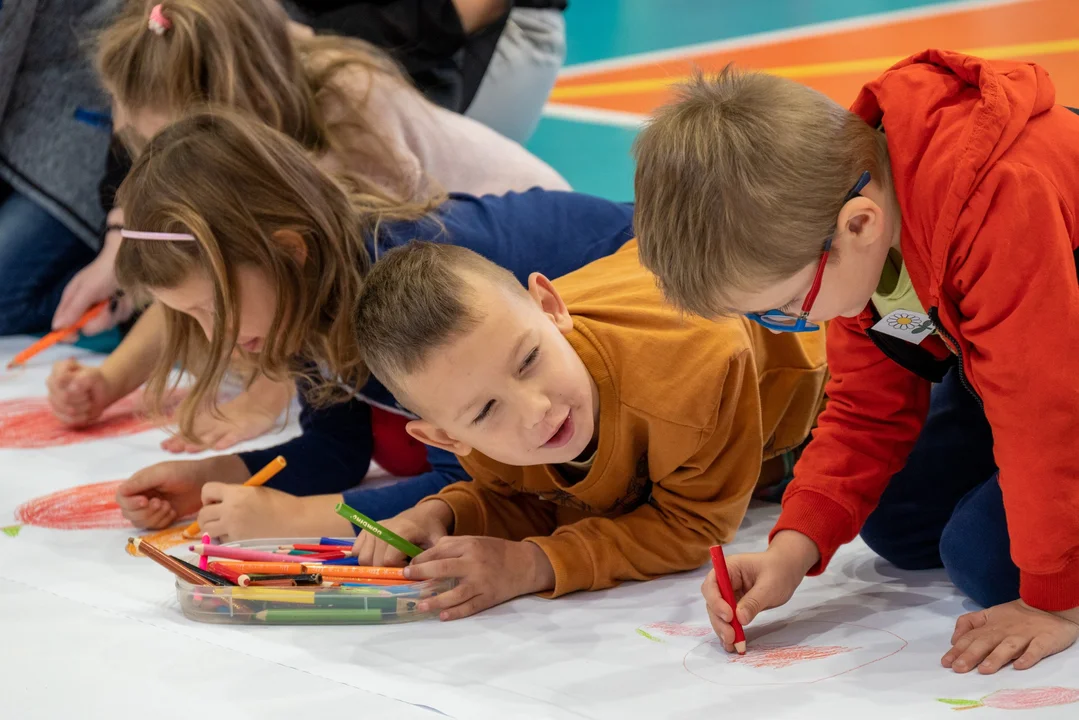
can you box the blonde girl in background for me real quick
[48,0,568,454]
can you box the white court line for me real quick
[541,103,648,129]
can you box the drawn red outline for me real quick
[682,619,909,686]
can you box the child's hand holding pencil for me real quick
[349,500,453,567]
[701,531,820,653]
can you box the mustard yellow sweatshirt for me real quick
[434,242,828,596]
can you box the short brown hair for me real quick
[356,242,525,406]
[114,109,442,440]
[633,66,890,317]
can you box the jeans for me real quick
[0,187,96,335]
[465,7,567,143]
[860,367,1020,608]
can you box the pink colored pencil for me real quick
[189,544,303,564]
[199,534,211,571]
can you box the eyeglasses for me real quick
[746,171,872,333]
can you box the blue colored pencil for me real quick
[318,537,354,547]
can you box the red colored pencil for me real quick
[206,562,244,584]
[281,544,354,554]
[289,552,347,561]
[709,545,746,654]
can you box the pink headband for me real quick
[148,4,172,35]
[120,229,196,241]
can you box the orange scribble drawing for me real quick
[0,392,169,449]
[728,644,856,669]
[15,480,129,530]
[643,622,713,638]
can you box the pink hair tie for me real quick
[120,229,196,241]
[148,4,172,35]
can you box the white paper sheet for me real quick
[1,338,1076,719]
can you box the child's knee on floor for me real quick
[938,474,1020,609]
[860,510,945,572]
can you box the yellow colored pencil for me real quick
[225,587,316,604]
[182,455,286,538]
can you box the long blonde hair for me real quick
[114,109,443,440]
[97,0,426,200]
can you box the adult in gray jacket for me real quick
[0,0,120,336]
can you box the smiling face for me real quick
[150,265,279,354]
[403,272,601,467]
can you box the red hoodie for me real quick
[771,50,1079,611]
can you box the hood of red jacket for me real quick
[849,49,1056,309]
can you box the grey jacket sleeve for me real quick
[0,0,39,120]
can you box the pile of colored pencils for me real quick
[131,535,428,624]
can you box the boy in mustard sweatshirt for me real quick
[351,240,828,620]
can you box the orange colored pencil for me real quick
[210,561,306,575]
[301,564,406,580]
[7,301,108,369]
[319,575,410,586]
[182,455,287,538]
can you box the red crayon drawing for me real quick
[0,390,182,450]
[642,622,713,638]
[683,620,908,686]
[938,688,1079,712]
[0,393,165,449]
[9,480,191,555]
[14,480,129,530]
[728,644,855,670]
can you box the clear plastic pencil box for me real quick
[174,537,454,625]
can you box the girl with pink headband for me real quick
[48,0,569,456]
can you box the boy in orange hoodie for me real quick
[348,240,827,620]
[632,51,1079,674]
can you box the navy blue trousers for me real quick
[860,367,1020,608]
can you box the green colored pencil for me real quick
[313,595,399,610]
[254,608,383,624]
[334,502,424,558]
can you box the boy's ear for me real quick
[837,197,884,249]
[272,229,308,266]
[527,273,573,334]
[406,420,472,456]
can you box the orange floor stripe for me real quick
[552,0,1079,114]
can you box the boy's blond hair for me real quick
[633,66,890,317]
[114,109,443,441]
[98,0,426,200]
[356,242,526,407]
